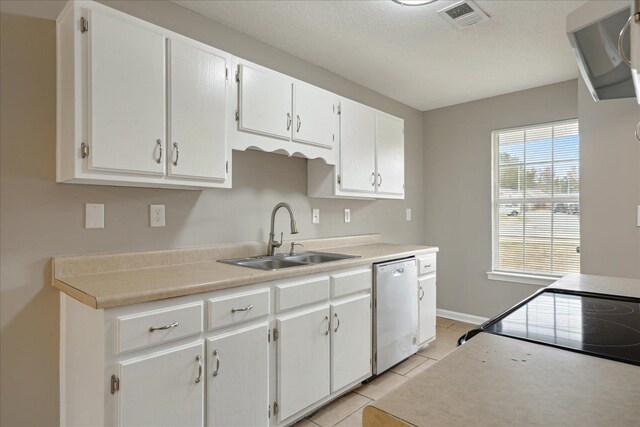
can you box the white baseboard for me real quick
[436,308,488,325]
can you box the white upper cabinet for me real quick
[308,99,405,200]
[339,100,377,194]
[88,7,166,176]
[293,82,337,149]
[230,59,336,164]
[168,39,229,182]
[238,64,293,140]
[57,1,231,189]
[375,113,405,196]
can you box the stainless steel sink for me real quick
[219,251,360,271]
[285,252,355,264]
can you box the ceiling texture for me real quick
[0,0,586,111]
[175,0,585,111]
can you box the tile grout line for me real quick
[328,400,372,427]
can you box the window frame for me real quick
[490,118,580,284]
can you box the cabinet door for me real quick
[238,64,292,140]
[339,100,376,193]
[207,323,269,427]
[331,295,372,392]
[88,8,166,175]
[118,341,204,427]
[375,113,405,196]
[418,275,437,345]
[277,306,330,421]
[293,82,336,149]
[168,39,228,181]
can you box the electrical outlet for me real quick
[150,205,165,227]
[312,208,320,224]
[85,204,104,229]
[406,208,412,221]
[344,209,351,223]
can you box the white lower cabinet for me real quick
[277,305,331,421]
[330,294,372,392]
[118,341,205,427]
[418,275,437,345]
[207,323,269,427]
[60,265,382,427]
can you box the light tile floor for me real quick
[292,317,475,427]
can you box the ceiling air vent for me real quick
[438,0,489,29]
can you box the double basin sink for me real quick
[219,251,361,271]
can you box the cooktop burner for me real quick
[479,289,640,366]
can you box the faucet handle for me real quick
[289,242,304,256]
[273,232,284,249]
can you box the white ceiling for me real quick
[175,0,585,111]
[0,0,586,111]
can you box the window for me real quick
[492,119,580,278]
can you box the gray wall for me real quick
[423,80,579,318]
[578,78,640,279]
[0,7,424,425]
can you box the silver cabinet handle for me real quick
[212,350,220,377]
[296,114,302,132]
[419,286,425,301]
[231,304,253,313]
[172,142,179,166]
[195,355,202,384]
[287,113,292,130]
[155,139,163,164]
[378,173,382,187]
[370,172,376,187]
[149,321,179,332]
[333,313,340,333]
[618,15,633,66]
[324,315,330,335]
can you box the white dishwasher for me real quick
[373,258,419,375]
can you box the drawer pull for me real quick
[212,350,220,377]
[195,355,202,384]
[424,264,432,268]
[231,304,253,313]
[149,321,179,332]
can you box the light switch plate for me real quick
[344,209,351,223]
[150,205,165,227]
[85,204,104,229]
[312,208,320,224]
[406,208,412,221]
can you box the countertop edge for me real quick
[54,244,439,309]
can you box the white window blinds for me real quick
[492,119,580,276]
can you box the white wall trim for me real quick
[487,271,558,287]
[436,309,488,326]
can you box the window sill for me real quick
[487,271,560,287]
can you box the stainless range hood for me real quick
[567,0,637,102]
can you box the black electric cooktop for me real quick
[463,289,640,366]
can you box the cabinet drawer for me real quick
[117,302,203,354]
[417,254,437,275]
[208,288,270,331]
[277,277,330,312]
[331,268,372,298]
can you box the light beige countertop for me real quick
[364,273,640,427]
[52,234,437,309]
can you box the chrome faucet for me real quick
[267,202,299,256]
